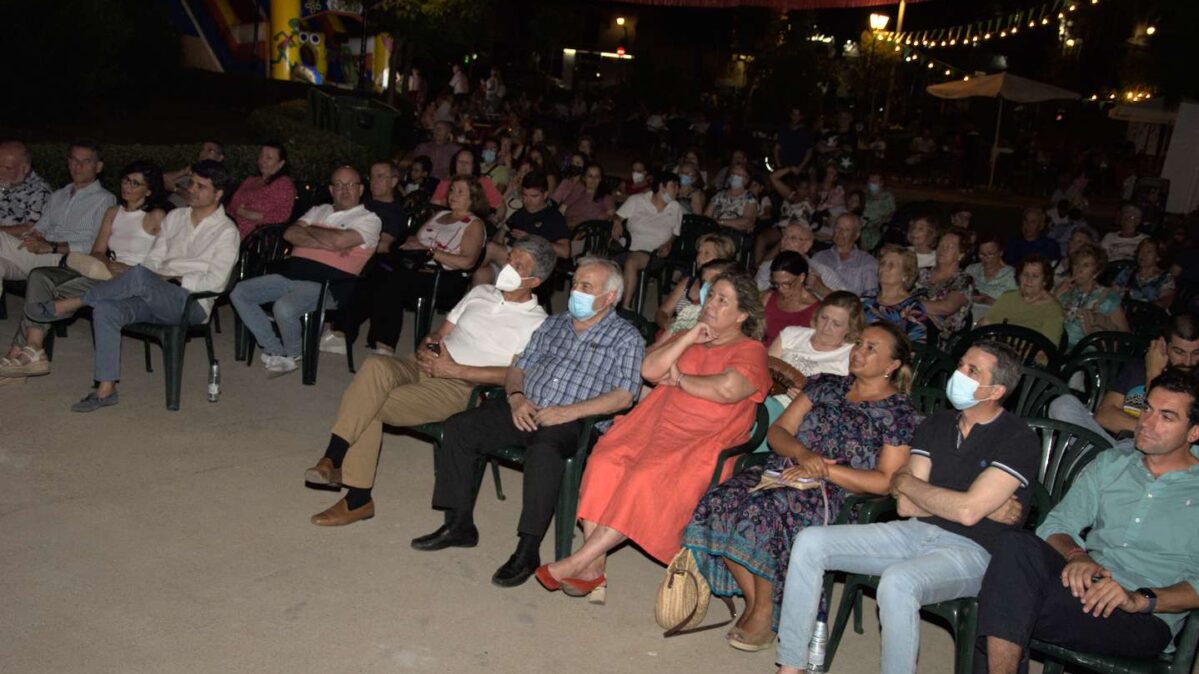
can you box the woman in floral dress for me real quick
[681,321,918,652]
[915,227,974,348]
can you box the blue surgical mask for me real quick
[679,174,694,188]
[568,290,598,321]
[698,281,711,307]
[946,370,988,410]
[728,175,746,190]
[482,149,497,164]
[867,182,881,194]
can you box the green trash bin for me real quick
[332,98,401,158]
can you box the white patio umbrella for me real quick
[926,72,1079,187]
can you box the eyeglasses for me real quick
[121,177,145,187]
[330,182,361,190]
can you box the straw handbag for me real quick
[655,547,736,637]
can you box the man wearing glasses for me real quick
[231,165,381,377]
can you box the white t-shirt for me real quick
[1100,232,1146,262]
[616,192,683,252]
[443,285,547,367]
[776,326,852,377]
[450,71,469,95]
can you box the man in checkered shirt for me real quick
[411,256,646,588]
[0,141,51,226]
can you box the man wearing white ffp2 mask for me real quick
[302,235,557,528]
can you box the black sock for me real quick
[323,434,350,468]
[448,509,475,531]
[515,533,540,560]
[345,486,372,510]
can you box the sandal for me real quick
[0,347,49,377]
[728,627,777,652]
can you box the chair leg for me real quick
[634,268,649,315]
[300,313,320,386]
[43,328,56,361]
[162,329,186,411]
[0,292,6,320]
[211,306,222,334]
[345,339,356,374]
[854,589,865,635]
[489,458,505,500]
[204,325,215,365]
[413,297,426,352]
[144,341,154,373]
[826,575,868,671]
[554,457,582,561]
[54,323,67,338]
[952,603,978,674]
[233,313,245,362]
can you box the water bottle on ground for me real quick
[808,611,829,672]
[207,360,221,403]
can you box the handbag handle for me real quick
[662,569,737,638]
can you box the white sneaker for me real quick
[372,346,395,357]
[265,355,300,378]
[260,352,274,365]
[320,331,346,355]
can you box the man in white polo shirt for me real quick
[231,165,381,377]
[301,235,556,526]
[613,169,683,310]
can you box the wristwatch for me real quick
[1135,587,1157,614]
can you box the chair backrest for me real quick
[1067,330,1150,359]
[1123,299,1170,339]
[239,223,289,280]
[1024,417,1112,502]
[673,214,723,269]
[615,308,658,345]
[1006,365,1070,418]
[951,323,1062,374]
[1059,351,1138,412]
[908,385,950,417]
[912,342,956,390]
[573,219,623,258]
[1099,259,1135,287]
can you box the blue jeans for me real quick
[1047,394,1116,445]
[81,266,204,383]
[776,519,991,674]
[230,274,324,358]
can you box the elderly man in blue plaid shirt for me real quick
[412,256,646,588]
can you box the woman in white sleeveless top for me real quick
[0,161,167,380]
[367,175,488,354]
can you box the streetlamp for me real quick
[866,14,890,131]
[616,16,626,26]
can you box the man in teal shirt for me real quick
[975,369,1199,672]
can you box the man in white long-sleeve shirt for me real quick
[24,160,239,412]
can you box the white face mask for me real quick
[729,175,746,190]
[632,170,646,184]
[494,264,525,292]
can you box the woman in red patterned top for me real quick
[228,141,297,238]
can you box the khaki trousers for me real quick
[0,231,63,292]
[333,354,475,488]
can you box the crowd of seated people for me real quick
[3,84,1199,674]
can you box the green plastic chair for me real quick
[1033,609,1199,674]
[911,343,956,390]
[1059,352,1139,413]
[908,385,950,417]
[950,323,1063,374]
[1007,365,1071,418]
[1068,331,1150,359]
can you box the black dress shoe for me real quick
[410,524,479,551]
[492,552,540,587]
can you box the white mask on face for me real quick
[494,264,525,292]
[632,170,646,184]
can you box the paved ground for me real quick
[2,295,1032,674]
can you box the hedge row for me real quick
[27,100,377,193]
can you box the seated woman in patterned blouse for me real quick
[681,321,918,652]
[862,246,928,343]
[1114,237,1176,310]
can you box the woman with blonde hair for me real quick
[862,245,929,343]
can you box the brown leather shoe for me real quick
[311,498,375,526]
[304,457,342,487]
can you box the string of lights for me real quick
[876,0,1097,50]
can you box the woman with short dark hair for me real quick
[228,141,296,238]
[981,254,1064,344]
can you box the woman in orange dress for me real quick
[536,271,770,598]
